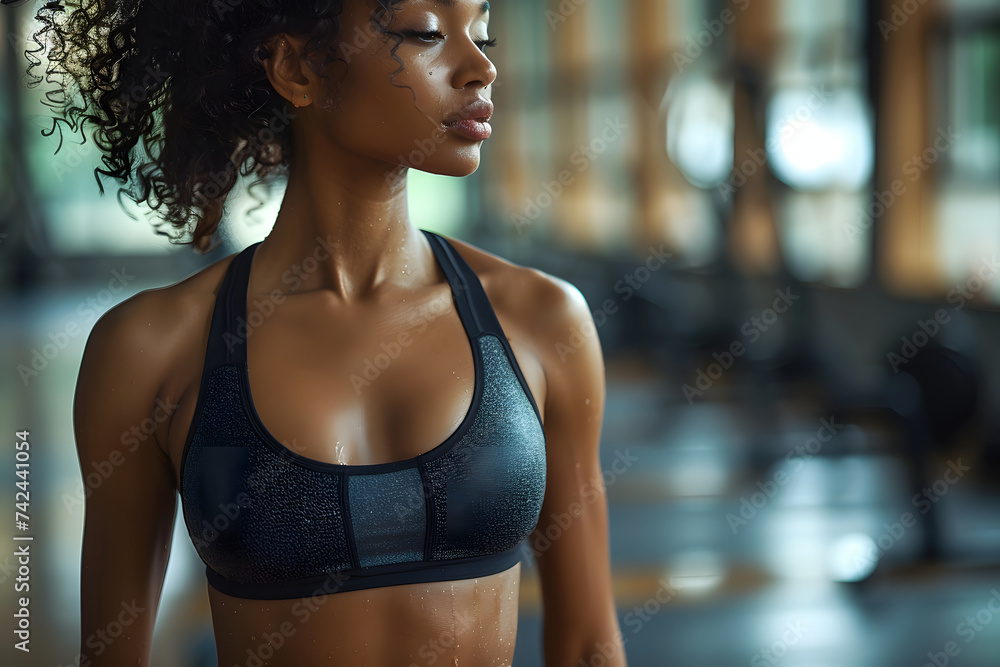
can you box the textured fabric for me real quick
[425,336,547,561]
[348,467,426,567]
[181,364,354,583]
[177,229,547,599]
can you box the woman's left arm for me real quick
[528,275,628,667]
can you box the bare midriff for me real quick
[206,562,520,666]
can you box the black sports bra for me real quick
[178,229,547,599]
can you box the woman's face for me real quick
[293,0,498,178]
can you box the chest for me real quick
[178,332,546,592]
[164,286,546,483]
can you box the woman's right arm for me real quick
[73,290,180,666]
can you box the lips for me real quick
[443,98,493,126]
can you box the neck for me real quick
[254,129,434,306]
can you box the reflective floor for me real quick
[510,360,1000,667]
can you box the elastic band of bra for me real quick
[205,541,527,600]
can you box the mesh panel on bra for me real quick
[348,467,427,567]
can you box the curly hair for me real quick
[2,0,408,253]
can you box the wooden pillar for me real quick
[877,0,945,295]
[729,0,781,277]
[626,0,673,254]
[547,0,595,250]
[488,2,531,240]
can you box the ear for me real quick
[261,33,314,107]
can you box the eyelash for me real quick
[403,30,498,52]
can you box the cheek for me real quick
[322,89,439,162]
[358,62,442,129]
[317,49,451,159]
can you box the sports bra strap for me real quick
[207,230,507,370]
[222,241,257,366]
[202,245,243,370]
[422,229,506,341]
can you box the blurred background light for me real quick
[766,86,874,191]
[664,73,735,189]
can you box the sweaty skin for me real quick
[74,0,626,664]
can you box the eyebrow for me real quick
[434,0,490,14]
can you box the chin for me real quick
[419,153,483,178]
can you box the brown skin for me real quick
[73,0,626,664]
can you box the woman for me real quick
[10,0,626,663]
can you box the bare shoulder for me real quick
[441,233,605,445]
[79,252,240,441]
[92,252,238,356]
[440,234,596,359]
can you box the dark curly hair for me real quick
[3,0,408,253]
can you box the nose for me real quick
[452,38,497,90]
